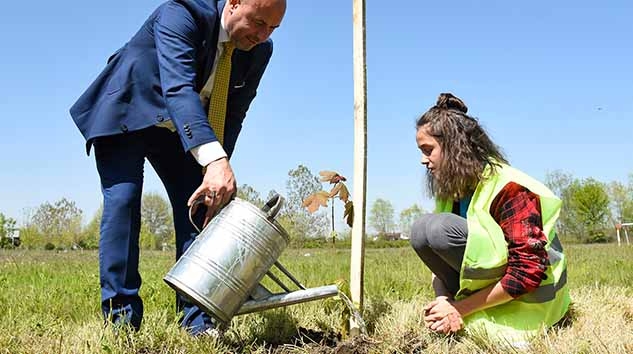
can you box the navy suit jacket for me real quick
[70,0,272,157]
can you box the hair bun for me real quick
[436,93,468,114]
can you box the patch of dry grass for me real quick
[364,285,633,354]
[1,244,632,353]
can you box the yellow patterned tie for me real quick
[206,42,235,146]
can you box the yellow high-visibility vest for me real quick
[435,163,570,342]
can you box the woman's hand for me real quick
[423,297,464,334]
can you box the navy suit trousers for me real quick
[94,126,213,333]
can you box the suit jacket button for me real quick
[157,115,164,122]
[120,124,128,133]
[186,132,193,139]
[183,124,190,130]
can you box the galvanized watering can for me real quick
[164,194,339,325]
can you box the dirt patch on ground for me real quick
[295,327,342,347]
[395,329,428,353]
[330,335,380,354]
[272,331,380,354]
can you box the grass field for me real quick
[1,244,632,353]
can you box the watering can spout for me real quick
[237,284,339,315]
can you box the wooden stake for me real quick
[617,228,621,246]
[350,0,367,336]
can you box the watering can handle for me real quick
[261,194,284,220]
[187,195,234,234]
[188,198,205,234]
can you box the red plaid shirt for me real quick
[490,182,549,298]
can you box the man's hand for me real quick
[423,297,464,334]
[187,157,237,226]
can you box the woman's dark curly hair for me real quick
[416,93,507,200]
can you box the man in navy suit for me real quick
[69,0,286,334]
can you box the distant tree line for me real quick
[545,170,633,243]
[9,193,175,251]
[365,170,633,244]
[1,165,335,250]
[2,167,630,250]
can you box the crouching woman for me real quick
[410,93,570,342]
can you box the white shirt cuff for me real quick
[191,142,227,166]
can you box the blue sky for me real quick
[0,1,631,227]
